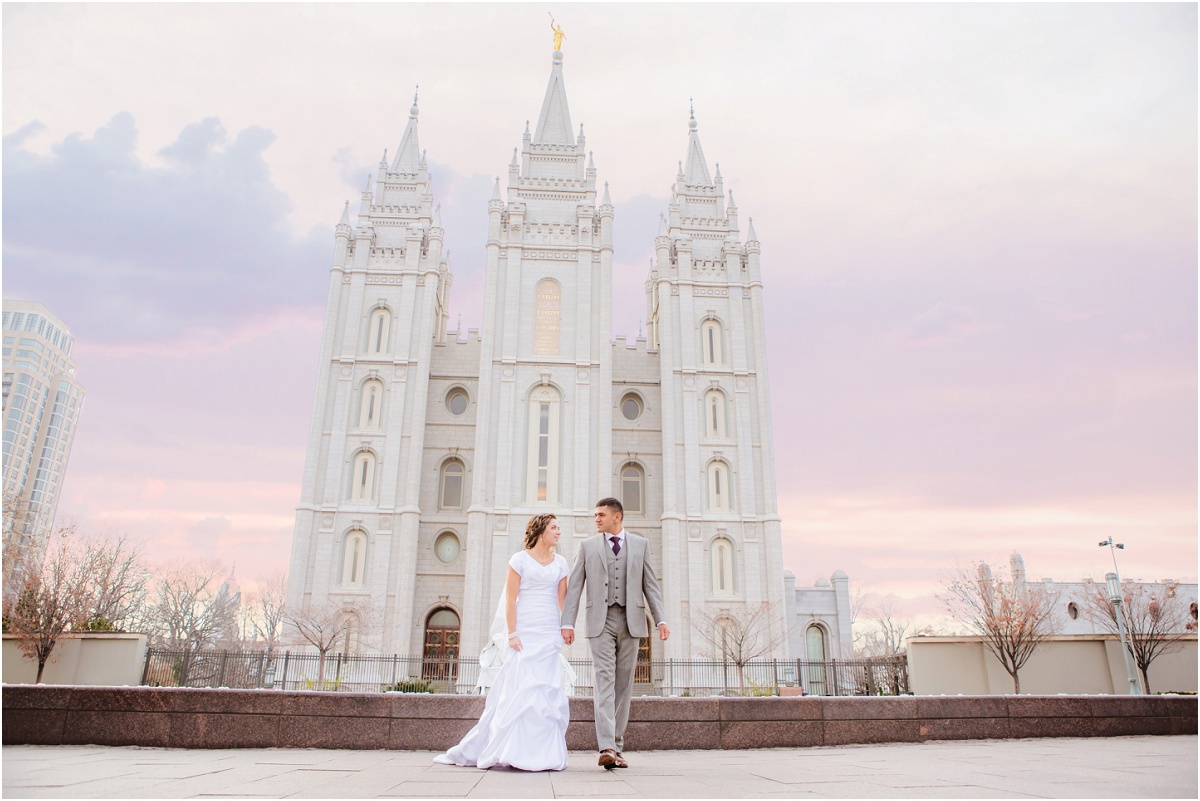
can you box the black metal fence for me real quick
[141,648,908,697]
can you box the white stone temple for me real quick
[287,48,854,670]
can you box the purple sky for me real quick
[3,4,1195,624]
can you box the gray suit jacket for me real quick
[561,532,667,639]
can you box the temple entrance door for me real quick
[422,608,460,684]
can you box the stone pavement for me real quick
[3,736,1195,799]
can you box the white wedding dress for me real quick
[433,550,570,771]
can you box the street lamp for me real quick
[1099,537,1141,695]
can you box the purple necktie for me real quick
[610,536,621,556]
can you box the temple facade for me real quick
[287,49,851,670]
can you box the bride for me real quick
[433,513,570,771]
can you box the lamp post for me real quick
[1099,537,1141,695]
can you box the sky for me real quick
[3,3,1196,625]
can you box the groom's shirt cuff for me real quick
[561,624,574,630]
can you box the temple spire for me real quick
[391,85,421,172]
[683,103,712,186]
[747,216,758,242]
[533,50,574,145]
[338,200,350,226]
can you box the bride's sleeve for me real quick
[508,551,525,575]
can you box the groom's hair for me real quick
[596,497,623,517]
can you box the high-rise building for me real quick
[287,49,852,669]
[2,300,86,600]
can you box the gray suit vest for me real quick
[604,533,628,607]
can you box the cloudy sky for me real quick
[4,3,1195,622]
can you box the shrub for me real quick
[385,678,433,693]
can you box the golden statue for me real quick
[549,14,566,50]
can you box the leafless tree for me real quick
[690,601,789,694]
[939,561,1060,694]
[855,595,912,658]
[2,529,88,682]
[146,562,240,653]
[1079,579,1197,693]
[285,598,374,690]
[74,535,152,631]
[241,571,287,655]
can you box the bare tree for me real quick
[855,595,912,658]
[146,562,240,653]
[690,601,789,694]
[75,535,152,631]
[939,561,1060,693]
[1079,579,1197,693]
[241,571,287,655]
[285,598,373,690]
[2,530,88,682]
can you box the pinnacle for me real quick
[683,109,712,186]
[533,48,574,145]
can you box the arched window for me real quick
[358,379,384,429]
[422,607,461,682]
[701,319,724,366]
[711,537,735,595]
[440,459,465,510]
[805,624,828,695]
[534,279,560,356]
[366,308,391,355]
[708,461,730,511]
[526,386,561,503]
[351,451,377,502]
[1067,602,1079,620]
[340,530,368,587]
[704,389,726,439]
[620,463,644,514]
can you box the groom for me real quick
[561,497,669,770]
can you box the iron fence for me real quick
[141,648,907,697]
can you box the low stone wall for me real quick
[3,686,1195,751]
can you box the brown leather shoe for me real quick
[613,751,629,768]
[598,749,618,770]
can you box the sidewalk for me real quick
[4,736,1195,799]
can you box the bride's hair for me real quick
[523,513,557,550]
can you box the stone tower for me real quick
[287,91,451,653]
[458,48,615,657]
[645,109,789,659]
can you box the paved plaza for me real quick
[3,736,1195,799]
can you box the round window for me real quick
[1067,602,1078,620]
[620,394,643,421]
[435,532,460,563]
[446,389,469,416]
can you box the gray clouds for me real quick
[3,113,329,344]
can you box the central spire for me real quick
[533,50,574,145]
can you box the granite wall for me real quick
[3,686,1195,751]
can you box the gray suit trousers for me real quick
[589,604,640,752]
